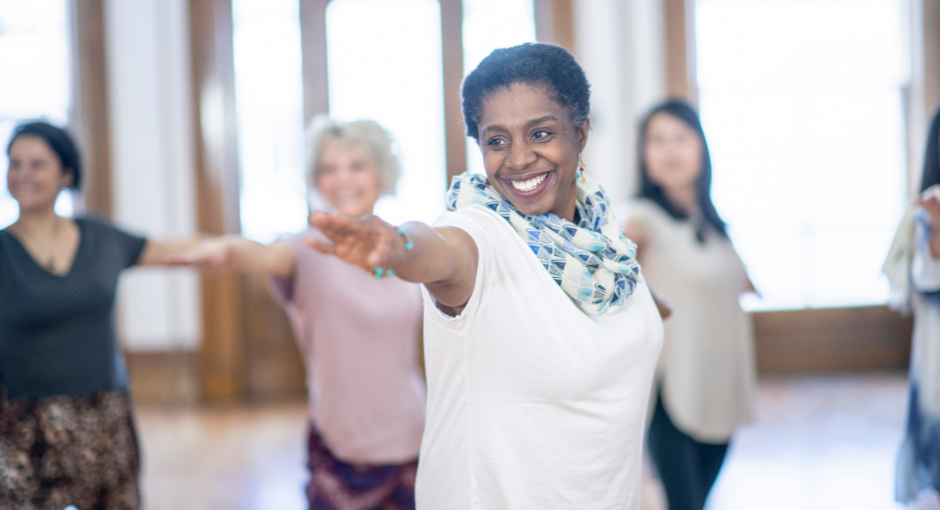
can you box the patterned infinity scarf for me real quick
[446,171,641,316]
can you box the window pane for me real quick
[0,0,73,228]
[232,0,307,243]
[462,0,536,175]
[326,0,445,226]
[696,0,908,310]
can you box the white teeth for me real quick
[511,173,548,192]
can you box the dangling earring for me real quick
[578,154,587,184]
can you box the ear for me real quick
[578,118,591,152]
[61,168,75,189]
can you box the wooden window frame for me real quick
[666,0,934,372]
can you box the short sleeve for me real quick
[267,229,320,305]
[83,216,148,268]
[421,205,497,335]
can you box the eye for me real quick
[351,162,366,172]
[487,137,508,147]
[532,130,552,140]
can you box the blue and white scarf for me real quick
[446,172,641,316]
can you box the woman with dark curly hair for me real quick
[306,43,663,509]
[0,121,203,510]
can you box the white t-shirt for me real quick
[416,204,663,510]
[621,199,756,442]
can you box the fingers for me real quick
[304,238,335,255]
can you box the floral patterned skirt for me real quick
[0,389,141,510]
[307,425,417,510]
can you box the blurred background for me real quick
[1,0,937,508]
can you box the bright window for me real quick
[326,0,445,226]
[696,0,909,310]
[462,0,536,175]
[232,0,307,243]
[0,0,73,228]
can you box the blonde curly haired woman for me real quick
[175,119,426,509]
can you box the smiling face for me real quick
[6,135,72,214]
[643,112,703,192]
[315,139,383,217]
[476,83,589,221]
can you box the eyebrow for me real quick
[481,115,561,137]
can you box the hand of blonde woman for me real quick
[306,212,406,274]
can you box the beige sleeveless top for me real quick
[622,199,756,442]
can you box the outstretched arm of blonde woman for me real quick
[920,185,940,259]
[307,212,478,313]
[164,236,296,280]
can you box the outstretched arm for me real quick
[163,236,296,280]
[308,213,478,311]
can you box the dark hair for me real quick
[6,121,82,190]
[637,99,727,242]
[921,105,940,193]
[461,43,590,141]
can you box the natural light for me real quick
[232,0,308,243]
[0,0,73,228]
[326,0,445,226]
[696,0,909,311]
[462,0,536,175]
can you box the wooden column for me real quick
[440,0,467,183]
[923,0,940,115]
[190,0,245,401]
[664,0,697,101]
[299,0,332,125]
[70,0,112,217]
[534,0,576,55]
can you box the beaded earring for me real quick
[578,154,587,184]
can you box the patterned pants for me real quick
[307,426,417,510]
[0,390,141,510]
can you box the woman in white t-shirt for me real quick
[308,43,663,510]
[620,100,757,510]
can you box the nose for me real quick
[506,140,537,173]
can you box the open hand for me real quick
[919,184,940,225]
[306,212,405,273]
[164,238,229,268]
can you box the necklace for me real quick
[44,217,61,272]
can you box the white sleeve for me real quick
[912,220,940,292]
[420,206,494,336]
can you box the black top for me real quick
[0,217,147,399]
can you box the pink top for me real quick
[269,228,426,464]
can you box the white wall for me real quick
[574,0,666,206]
[105,0,201,351]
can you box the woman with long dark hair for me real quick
[892,105,940,505]
[620,100,757,510]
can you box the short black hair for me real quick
[921,105,940,193]
[6,121,82,190]
[461,43,590,142]
[637,99,727,242]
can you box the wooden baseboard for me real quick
[125,350,201,405]
[753,306,913,373]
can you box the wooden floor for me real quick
[136,372,930,510]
